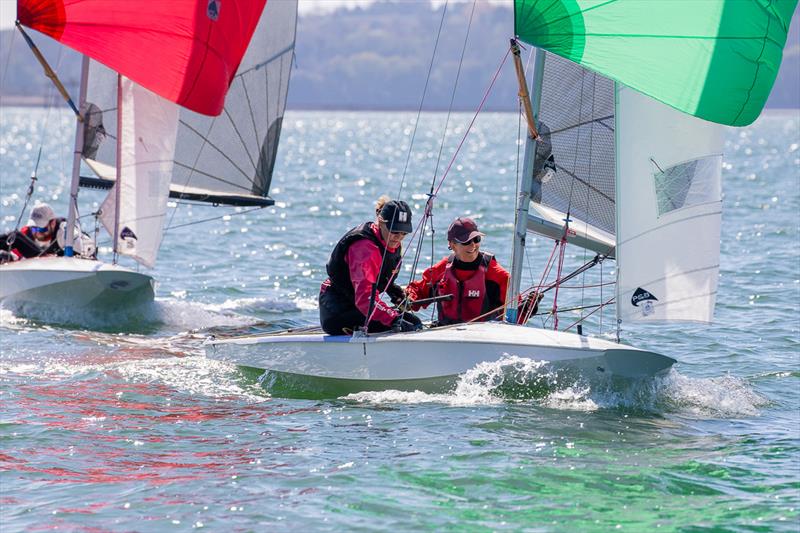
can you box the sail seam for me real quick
[617,208,722,247]
[732,0,774,125]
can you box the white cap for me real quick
[29,203,56,228]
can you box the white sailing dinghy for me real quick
[2,0,292,310]
[207,0,795,395]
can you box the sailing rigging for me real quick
[207,0,797,397]
[1,0,297,310]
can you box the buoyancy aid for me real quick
[436,252,494,325]
[326,222,401,300]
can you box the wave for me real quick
[343,355,768,418]
[0,294,314,334]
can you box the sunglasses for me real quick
[30,226,50,234]
[456,236,481,245]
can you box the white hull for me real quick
[207,322,675,396]
[0,256,154,308]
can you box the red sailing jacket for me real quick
[407,252,509,324]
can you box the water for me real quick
[1,108,798,531]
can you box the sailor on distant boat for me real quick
[0,203,93,262]
[319,196,422,335]
[406,217,540,325]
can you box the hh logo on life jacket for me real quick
[467,289,481,298]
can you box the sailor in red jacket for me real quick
[406,217,539,325]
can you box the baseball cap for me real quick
[379,200,413,234]
[447,217,484,243]
[29,204,56,229]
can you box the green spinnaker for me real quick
[514,0,797,126]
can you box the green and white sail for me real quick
[514,0,797,126]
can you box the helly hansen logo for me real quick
[398,211,408,222]
[467,289,481,298]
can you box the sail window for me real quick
[653,155,722,217]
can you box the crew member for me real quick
[319,197,422,335]
[0,203,67,262]
[406,216,540,325]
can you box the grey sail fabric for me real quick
[82,0,298,206]
[531,51,616,236]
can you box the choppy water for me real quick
[1,107,798,531]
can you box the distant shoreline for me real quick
[2,97,798,115]
[0,95,520,113]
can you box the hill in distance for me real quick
[1,2,797,111]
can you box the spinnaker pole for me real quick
[15,22,82,118]
[505,40,544,323]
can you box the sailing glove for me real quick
[392,312,423,332]
[0,250,17,263]
[517,291,544,324]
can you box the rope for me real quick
[365,4,508,331]
[395,0,449,201]
[408,0,477,284]
[164,206,265,232]
[11,33,68,231]
[563,297,615,332]
[0,24,18,96]
[394,44,513,279]
[363,0,452,332]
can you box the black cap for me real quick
[379,200,413,233]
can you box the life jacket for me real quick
[325,222,401,300]
[436,252,494,325]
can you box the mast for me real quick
[65,56,90,256]
[112,73,122,263]
[505,41,544,323]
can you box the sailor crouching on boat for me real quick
[405,217,540,325]
[319,196,423,335]
[0,203,94,263]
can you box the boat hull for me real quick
[208,322,675,397]
[0,256,154,308]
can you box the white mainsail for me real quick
[99,78,179,268]
[615,87,724,323]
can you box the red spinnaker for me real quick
[17,0,267,116]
